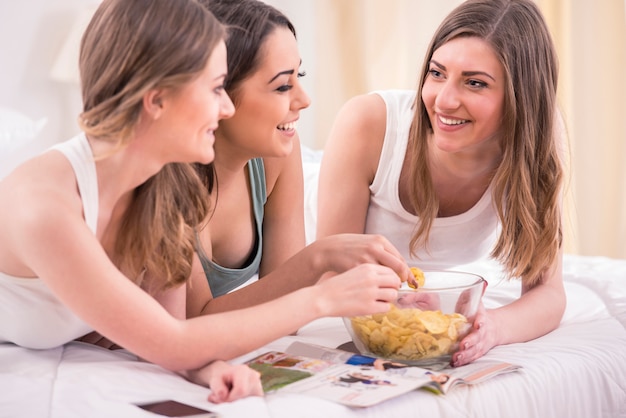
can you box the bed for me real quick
[1,146,625,418]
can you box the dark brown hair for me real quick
[195,0,296,193]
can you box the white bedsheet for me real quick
[1,254,625,418]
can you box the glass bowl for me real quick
[343,270,487,368]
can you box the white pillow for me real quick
[0,108,47,180]
[0,108,47,152]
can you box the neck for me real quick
[88,135,162,213]
[429,141,502,183]
[212,131,251,185]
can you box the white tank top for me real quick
[365,90,499,270]
[0,133,96,349]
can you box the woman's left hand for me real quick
[451,304,499,367]
[187,361,264,403]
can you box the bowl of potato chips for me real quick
[343,269,487,368]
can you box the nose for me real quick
[220,91,235,120]
[292,79,311,111]
[434,80,461,111]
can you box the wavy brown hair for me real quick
[78,0,224,289]
[407,0,563,286]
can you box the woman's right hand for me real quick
[314,263,401,318]
[313,233,410,283]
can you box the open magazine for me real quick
[246,341,521,408]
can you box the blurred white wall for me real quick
[0,0,95,176]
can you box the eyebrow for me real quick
[214,72,227,82]
[430,60,496,82]
[268,59,304,84]
[268,69,295,84]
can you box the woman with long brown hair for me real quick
[318,0,566,367]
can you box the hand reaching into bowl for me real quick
[314,263,402,318]
[311,234,411,284]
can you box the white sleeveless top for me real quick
[0,134,96,349]
[366,90,499,270]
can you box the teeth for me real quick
[439,116,467,126]
[277,121,297,131]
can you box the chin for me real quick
[433,135,464,154]
[276,147,293,158]
[279,138,295,156]
[195,150,215,165]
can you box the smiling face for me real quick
[154,40,234,165]
[421,36,505,158]
[215,26,310,159]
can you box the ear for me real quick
[143,88,165,119]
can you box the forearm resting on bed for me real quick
[492,277,566,345]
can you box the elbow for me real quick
[158,358,200,373]
[546,286,567,332]
[555,290,567,326]
[154,349,222,373]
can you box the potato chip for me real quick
[408,266,425,289]
[417,310,449,334]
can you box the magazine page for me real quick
[437,358,522,393]
[285,341,521,394]
[285,341,434,378]
[285,341,359,364]
[247,351,432,407]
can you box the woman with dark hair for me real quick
[188,0,411,315]
[318,0,566,367]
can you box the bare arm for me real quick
[21,209,401,371]
[259,136,306,276]
[452,251,565,367]
[4,163,401,374]
[317,93,387,238]
[494,252,565,344]
[75,270,188,349]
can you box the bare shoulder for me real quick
[5,149,78,200]
[324,93,388,182]
[0,150,83,246]
[335,93,387,139]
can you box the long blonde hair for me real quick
[78,0,225,289]
[407,0,563,286]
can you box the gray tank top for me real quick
[196,158,266,297]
